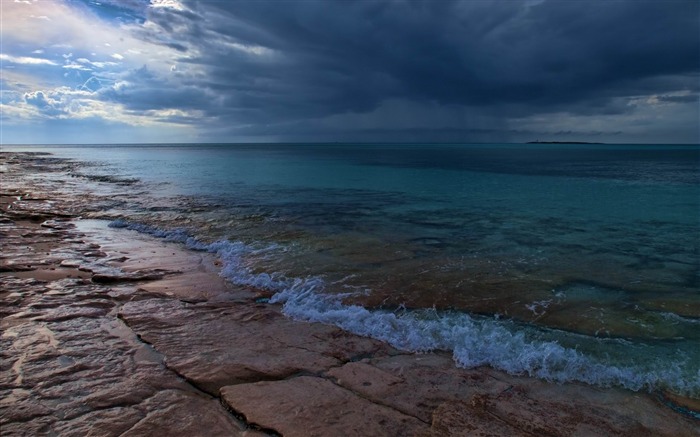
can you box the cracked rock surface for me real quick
[118,297,390,395]
[0,217,248,436]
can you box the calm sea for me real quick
[7,143,700,398]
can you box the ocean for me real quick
[6,143,699,398]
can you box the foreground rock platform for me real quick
[1,152,698,436]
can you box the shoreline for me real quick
[1,151,698,436]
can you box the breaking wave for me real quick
[109,219,700,398]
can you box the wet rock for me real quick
[416,392,653,437]
[59,259,83,268]
[75,219,244,301]
[327,354,510,423]
[40,219,75,230]
[83,250,108,258]
[92,268,175,283]
[0,262,36,272]
[329,355,700,436]
[417,400,529,437]
[220,376,428,437]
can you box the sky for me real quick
[1,0,699,144]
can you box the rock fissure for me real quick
[217,401,284,437]
[118,305,282,435]
[335,374,433,426]
[322,371,431,426]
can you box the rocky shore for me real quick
[1,152,698,436]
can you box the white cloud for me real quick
[24,89,66,115]
[0,53,57,66]
[0,103,41,121]
[0,0,204,135]
[2,0,182,76]
[92,61,119,69]
[62,61,91,71]
[4,78,201,131]
[223,41,274,56]
[150,0,186,11]
[1,71,37,90]
[71,57,119,70]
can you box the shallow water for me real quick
[6,143,699,397]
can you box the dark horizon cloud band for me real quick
[1,0,699,144]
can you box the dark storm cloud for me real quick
[113,0,699,140]
[658,94,700,104]
[99,66,212,111]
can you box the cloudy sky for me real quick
[1,0,698,144]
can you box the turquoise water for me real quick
[6,143,700,397]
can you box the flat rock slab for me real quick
[119,298,391,395]
[75,219,251,301]
[418,393,658,437]
[328,354,511,423]
[330,355,700,436]
[119,390,245,437]
[221,376,429,437]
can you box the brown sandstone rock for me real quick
[329,355,700,436]
[119,390,245,437]
[119,298,390,395]
[416,392,654,437]
[328,354,511,423]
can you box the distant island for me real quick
[527,141,605,144]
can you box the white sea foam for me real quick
[109,218,700,398]
[271,286,698,395]
[660,311,700,325]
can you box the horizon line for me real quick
[3,141,700,146]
